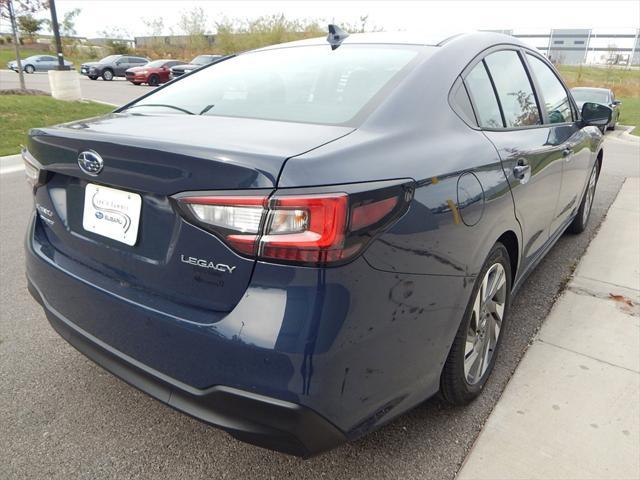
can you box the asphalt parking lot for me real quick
[1,73,638,478]
[0,69,147,106]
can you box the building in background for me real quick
[469,28,637,65]
[135,35,216,49]
[631,28,640,66]
[547,29,591,64]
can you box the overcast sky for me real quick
[3,0,639,38]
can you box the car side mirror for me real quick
[581,102,612,128]
[612,100,622,106]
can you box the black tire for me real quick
[102,69,114,81]
[148,74,160,86]
[440,243,512,405]
[599,125,606,134]
[132,82,141,86]
[567,162,599,234]
[88,76,98,80]
[24,64,35,74]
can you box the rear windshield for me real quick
[192,55,218,65]
[130,45,423,125]
[571,89,609,104]
[146,60,170,68]
[99,55,118,63]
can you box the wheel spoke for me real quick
[465,329,476,358]
[469,342,484,381]
[472,289,482,331]
[489,313,500,349]
[481,272,489,304]
[494,301,505,323]
[478,335,490,379]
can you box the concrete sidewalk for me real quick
[458,178,640,480]
[0,154,23,175]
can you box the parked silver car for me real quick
[8,55,74,73]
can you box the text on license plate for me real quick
[82,183,141,246]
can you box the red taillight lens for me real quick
[260,194,349,263]
[350,196,398,232]
[176,181,413,266]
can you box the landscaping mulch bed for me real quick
[0,88,50,96]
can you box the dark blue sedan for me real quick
[24,30,611,457]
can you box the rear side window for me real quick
[526,54,573,124]
[465,61,503,128]
[450,79,477,126]
[484,51,540,127]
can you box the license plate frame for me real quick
[82,183,141,246]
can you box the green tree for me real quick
[177,7,208,50]
[214,14,324,55]
[43,7,81,38]
[17,14,44,40]
[98,27,132,54]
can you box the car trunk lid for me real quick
[28,112,353,315]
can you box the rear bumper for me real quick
[27,273,346,457]
[25,207,469,455]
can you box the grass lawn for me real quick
[0,47,44,66]
[618,97,640,136]
[557,65,640,98]
[0,95,113,156]
[557,65,639,136]
[0,46,94,69]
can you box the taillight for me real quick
[22,149,48,190]
[175,181,414,266]
[178,195,268,256]
[261,193,349,263]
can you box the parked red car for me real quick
[125,59,186,86]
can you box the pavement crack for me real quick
[536,339,640,374]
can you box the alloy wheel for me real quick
[464,263,507,385]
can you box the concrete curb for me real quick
[0,154,23,175]
[457,178,640,480]
[610,124,639,143]
[85,98,118,108]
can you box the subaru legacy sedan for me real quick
[24,31,611,457]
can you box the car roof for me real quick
[252,31,527,52]
[571,87,611,93]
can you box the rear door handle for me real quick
[563,147,574,159]
[513,160,531,182]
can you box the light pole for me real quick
[48,0,67,70]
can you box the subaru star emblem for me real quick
[77,150,104,176]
